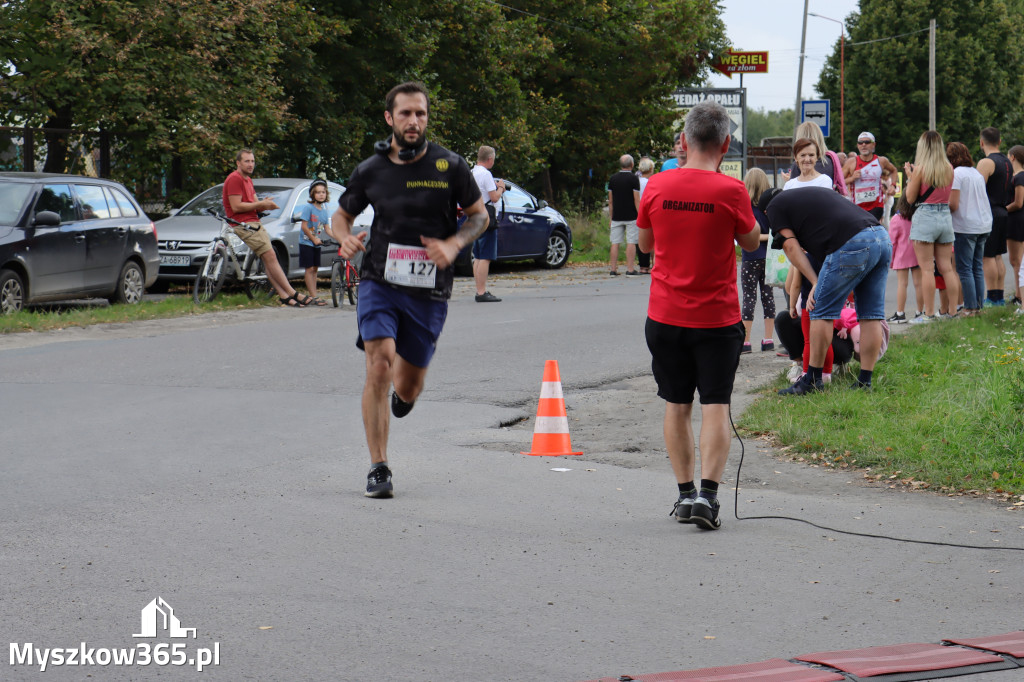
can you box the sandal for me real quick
[279,294,308,307]
[308,296,328,307]
[293,293,318,306]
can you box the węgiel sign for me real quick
[711,49,769,77]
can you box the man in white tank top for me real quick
[843,131,898,221]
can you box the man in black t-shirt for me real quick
[765,187,891,394]
[607,154,641,275]
[330,81,487,499]
[977,126,1013,305]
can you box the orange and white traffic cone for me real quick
[521,360,583,456]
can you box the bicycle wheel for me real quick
[345,263,359,306]
[193,241,227,304]
[330,260,343,307]
[243,253,278,303]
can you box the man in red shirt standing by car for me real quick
[637,100,761,531]
[223,149,312,306]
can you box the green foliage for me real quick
[0,0,727,208]
[746,107,796,146]
[0,0,313,200]
[740,310,1024,497]
[816,0,1024,163]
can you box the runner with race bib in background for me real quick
[843,131,898,220]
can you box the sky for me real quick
[706,0,861,113]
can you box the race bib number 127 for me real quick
[384,243,437,288]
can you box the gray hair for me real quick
[619,154,634,169]
[683,100,730,153]
[476,145,495,162]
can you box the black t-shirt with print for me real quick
[339,142,480,300]
[766,186,878,263]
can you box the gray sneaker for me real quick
[690,496,722,530]
[670,495,695,524]
[909,314,935,324]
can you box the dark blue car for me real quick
[455,179,571,274]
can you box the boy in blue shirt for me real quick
[299,180,330,305]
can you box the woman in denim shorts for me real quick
[904,131,961,322]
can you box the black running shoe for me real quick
[670,495,695,524]
[365,464,393,498]
[690,496,721,530]
[391,392,414,418]
[778,374,823,396]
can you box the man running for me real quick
[843,131,898,220]
[331,82,488,498]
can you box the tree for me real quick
[506,0,728,204]
[746,108,796,146]
[815,0,1024,164]
[0,0,729,208]
[0,0,318,202]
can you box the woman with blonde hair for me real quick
[739,168,776,353]
[904,130,960,321]
[784,121,848,196]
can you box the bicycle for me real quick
[328,242,360,307]
[192,208,278,305]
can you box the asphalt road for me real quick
[1,264,1021,681]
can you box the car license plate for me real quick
[160,255,191,266]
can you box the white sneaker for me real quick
[787,363,803,382]
[909,314,935,324]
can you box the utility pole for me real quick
[928,18,936,130]
[794,0,810,135]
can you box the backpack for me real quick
[825,150,849,197]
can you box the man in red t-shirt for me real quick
[637,100,760,531]
[223,149,312,307]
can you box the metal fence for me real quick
[746,145,794,187]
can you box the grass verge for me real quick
[738,308,1024,502]
[0,292,273,334]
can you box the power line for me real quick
[847,25,932,47]
[481,0,588,32]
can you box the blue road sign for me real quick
[801,100,830,137]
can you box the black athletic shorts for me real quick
[645,318,744,405]
[984,212,1008,257]
[299,243,322,268]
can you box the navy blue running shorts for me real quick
[356,279,448,368]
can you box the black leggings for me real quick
[740,259,776,321]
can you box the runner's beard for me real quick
[395,127,424,150]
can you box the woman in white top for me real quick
[783,138,834,191]
[945,141,992,314]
